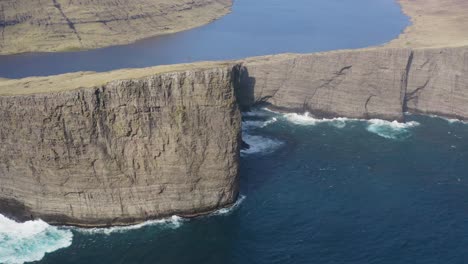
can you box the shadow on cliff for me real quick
[233,65,256,111]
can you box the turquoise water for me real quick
[2,110,468,264]
[0,0,408,78]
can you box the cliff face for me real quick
[406,47,468,120]
[1,46,468,227]
[0,0,231,54]
[236,49,412,121]
[0,67,241,226]
[236,47,468,121]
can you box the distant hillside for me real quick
[0,0,231,54]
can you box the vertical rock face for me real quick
[0,67,241,226]
[237,49,413,121]
[1,46,468,227]
[236,47,468,121]
[406,47,468,120]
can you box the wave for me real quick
[366,119,420,139]
[0,214,73,264]
[241,134,284,155]
[242,117,277,131]
[242,109,270,117]
[428,114,468,125]
[406,112,468,125]
[447,119,468,124]
[209,195,246,216]
[76,196,247,235]
[282,112,420,139]
[75,215,184,235]
[241,113,282,155]
[283,112,356,128]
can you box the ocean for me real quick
[2,109,468,263]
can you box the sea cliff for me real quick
[237,47,468,121]
[0,66,241,227]
[0,46,467,226]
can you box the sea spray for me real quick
[242,109,271,117]
[281,111,420,139]
[283,112,354,128]
[75,215,185,235]
[0,214,73,264]
[426,114,468,125]
[209,195,246,216]
[75,196,247,235]
[366,119,420,139]
[242,118,278,131]
[241,134,284,155]
[241,114,283,155]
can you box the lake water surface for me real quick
[0,0,408,78]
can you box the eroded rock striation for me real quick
[406,47,468,119]
[0,65,241,226]
[236,49,412,121]
[236,47,468,121]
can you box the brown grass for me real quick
[0,61,234,96]
[387,0,468,48]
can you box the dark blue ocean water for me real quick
[4,1,464,263]
[0,0,408,78]
[30,111,468,264]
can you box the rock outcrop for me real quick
[406,47,468,120]
[0,66,241,227]
[0,0,232,54]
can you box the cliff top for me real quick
[387,0,468,48]
[0,61,234,96]
[0,48,406,96]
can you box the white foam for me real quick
[77,195,246,235]
[242,120,266,130]
[283,112,356,128]
[446,118,468,125]
[0,214,73,264]
[242,109,270,117]
[263,117,278,127]
[242,117,277,131]
[366,119,420,139]
[282,112,420,139]
[75,215,184,235]
[262,107,282,114]
[417,114,468,125]
[241,134,284,155]
[210,195,246,216]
